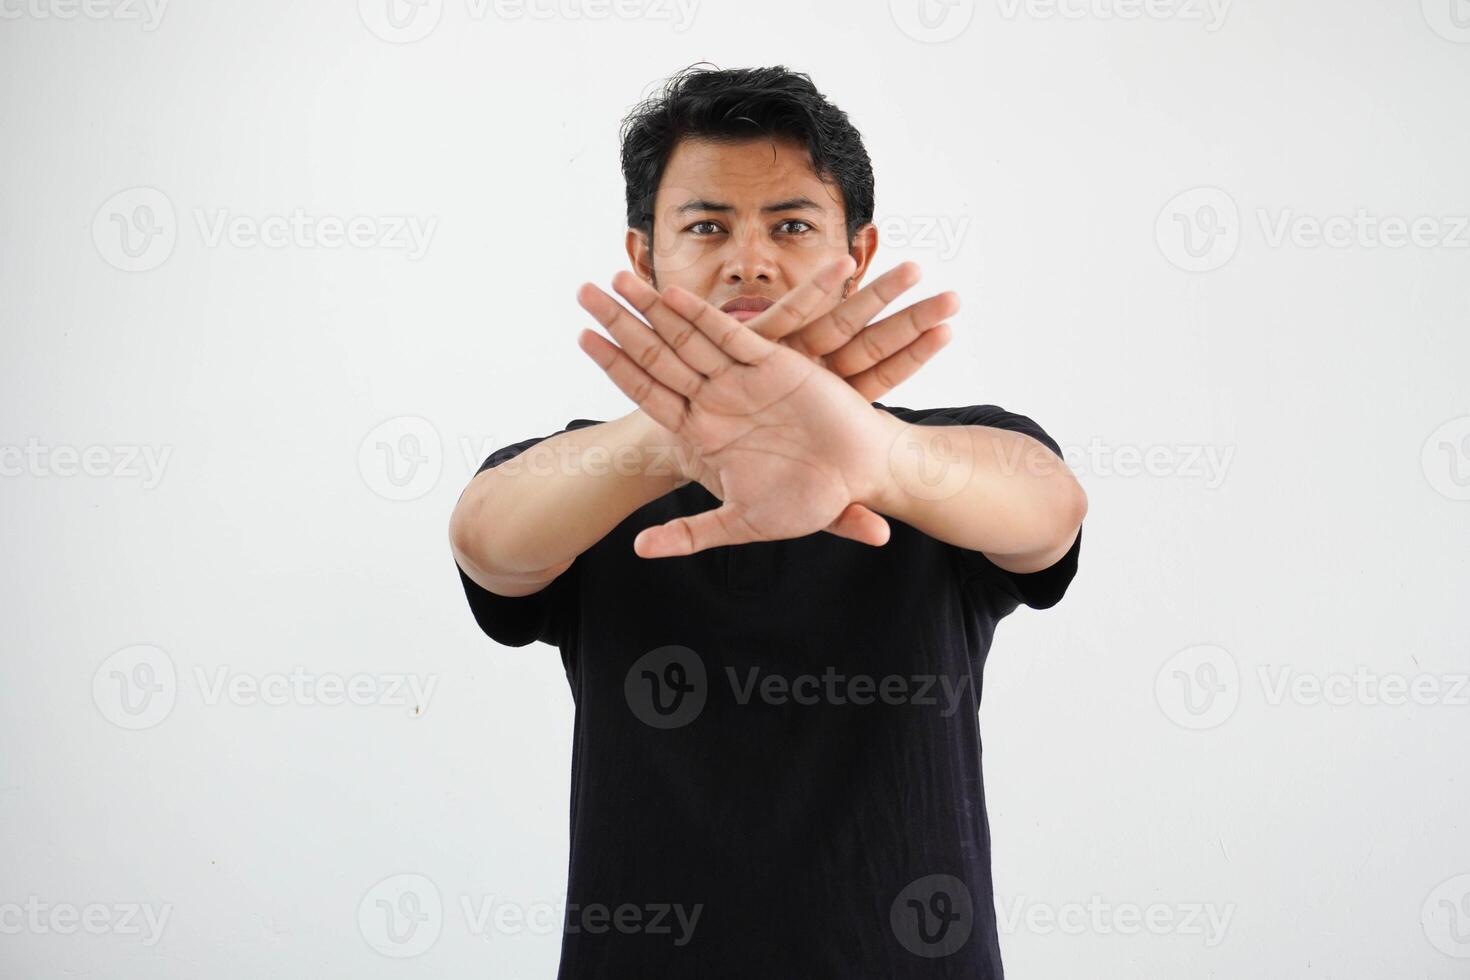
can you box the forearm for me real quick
[872,417,1087,573]
[449,409,683,592]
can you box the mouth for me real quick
[719,296,775,322]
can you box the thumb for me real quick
[821,503,891,547]
[633,505,761,559]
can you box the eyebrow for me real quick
[673,196,825,216]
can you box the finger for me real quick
[632,505,761,558]
[827,290,960,380]
[845,322,952,402]
[661,285,781,366]
[577,283,705,398]
[746,253,857,343]
[787,261,922,359]
[576,328,689,434]
[821,503,891,546]
[609,270,731,378]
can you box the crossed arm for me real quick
[450,256,1084,598]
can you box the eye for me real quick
[687,221,724,236]
[776,219,814,235]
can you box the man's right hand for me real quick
[593,258,958,404]
[745,259,959,403]
[576,257,960,544]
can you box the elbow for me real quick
[1041,472,1087,558]
[448,490,486,574]
[1066,475,1088,530]
[449,470,507,576]
[448,476,570,593]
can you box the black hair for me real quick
[619,64,875,254]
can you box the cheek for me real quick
[781,254,837,288]
[652,239,720,290]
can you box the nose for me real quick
[720,225,777,285]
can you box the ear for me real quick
[625,228,656,285]
[847,223,879,291]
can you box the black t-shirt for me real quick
[454,403,1082,979]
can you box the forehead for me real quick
[655,136,843,212]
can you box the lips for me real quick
[719,296,775,319]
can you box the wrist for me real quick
[862,412,911,516]
[867,416,977,519]
[617,409,692,491]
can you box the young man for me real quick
[449,65,1086,979]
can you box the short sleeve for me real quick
[917,404,1082,615]
[453,420,600,648]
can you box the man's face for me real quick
[627,136,876,323]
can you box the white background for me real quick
[2,0,1468,977]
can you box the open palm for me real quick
[577,257,902,558]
